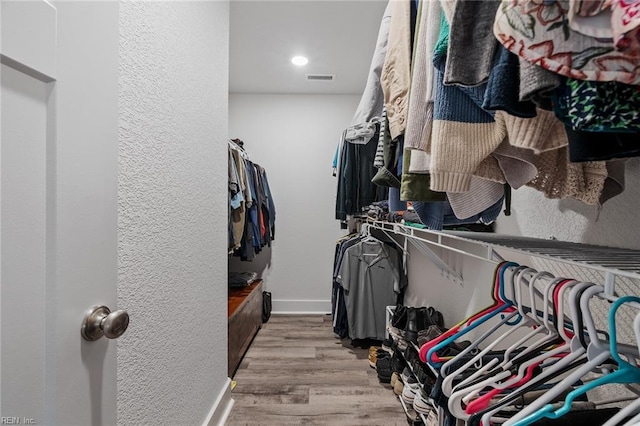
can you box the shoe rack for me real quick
[387,305,436,426]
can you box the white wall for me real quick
[497,158,640,250]
[118,2,231,425]
[229,94,358,313]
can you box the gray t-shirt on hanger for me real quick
[337,240,403,340]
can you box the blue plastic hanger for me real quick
[446,269,550,402]
[425,262,519,368]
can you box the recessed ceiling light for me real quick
[291,56,309,66]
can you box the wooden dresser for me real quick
[228,279,263,376]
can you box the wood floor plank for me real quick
[239,359,376,371]
[315,346,370,360]
[233,370,371,387]
[247,338,343,349]
[226,403,408,426]
[232,385,310,405]
[308,385,400,405]
[243,346,316,359]
[227,314,405,425]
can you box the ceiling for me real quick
[229,0,388,95]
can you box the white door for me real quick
[1,1,121,425]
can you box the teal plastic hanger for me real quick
[512,295,640,426]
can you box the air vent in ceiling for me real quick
[306,74,335,81]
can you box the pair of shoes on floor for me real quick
[391,366,411,395]
[381,337,395,355]
[368,346,381,368]
[401,372,433,415]
[413,387,432,415]
[392,305,444,331]
[375,350,392,383]
[406,348,436,388]
[401,375,421,405]
[390,349,408,383]
[391,372,403,395]
[405,306,445,345]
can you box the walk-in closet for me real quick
[227,0,640,425]
[4,0,639,424]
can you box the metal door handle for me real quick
[81,305,129,341]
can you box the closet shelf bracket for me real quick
[408,238,463,286]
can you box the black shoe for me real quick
[416,307,445,332]
[376,354,393,383]
[382,337,395,354]
[391,350,407,375]
[404,307,418,344]
[427,307,444,328]
[392,305,407,330]
[416,307,429,333]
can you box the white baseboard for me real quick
[272,299,331,314]
[203,377,234,426]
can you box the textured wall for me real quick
[497,158,640,250]
[118,2,229,424]
[229,94,358,313]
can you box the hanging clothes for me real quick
[335,122,388,220]
[337,236,405,340]
[228,140,276,260]
[331,233,362,338]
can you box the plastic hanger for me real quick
[419,262,519,366]
[457,276,570,415]
[418,262,516,364]
[498,271,558,366]
[624,411,640,426]
[551,279,579,344]
[440,309,522,398]
[443,268,541,396]
[439,265,529,380]
[578,285,640,361]
[598,309,640,426]
[453,274,569,417]
[455,270,556,386]
[474,281,594,426]
[358,224,382,255]
[463,278,575,414]
[500,281,604,425]
[509,295,640,426]
[603,396,640,426]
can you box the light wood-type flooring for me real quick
[226,314,408,425]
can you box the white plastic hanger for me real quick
[604,311,640,426]
[603,397,640,426]
[464,278,580,416]
[450,273,566,417]
[358,224,381,255]
[440,266,532,396]
[446,269,551,419]
[477,280,594,426]
[511,295,640,426]
[504,283,625,425]
[498,271,559,368]
[459,274,566,408]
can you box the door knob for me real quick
[81,305,129,341]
